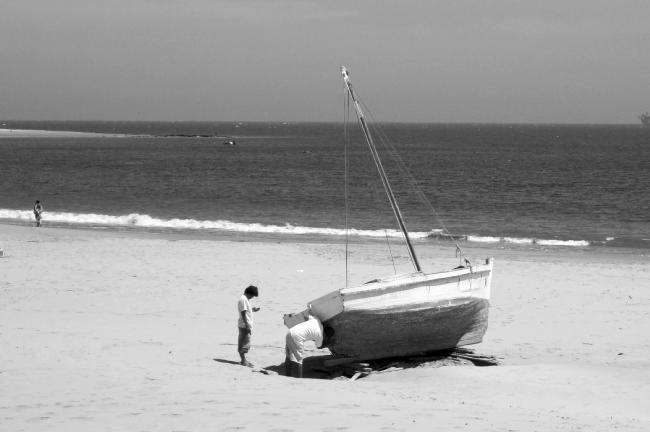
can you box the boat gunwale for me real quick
[340,259,493,296]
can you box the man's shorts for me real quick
[238,327,251,354]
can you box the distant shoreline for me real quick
[0,128,125,138]
[0,128,233,140]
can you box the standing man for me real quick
[237,285,260,367]
[33,200,43,227]
[285,309,330,378]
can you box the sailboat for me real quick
[283,67,494,361]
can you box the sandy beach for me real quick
[1,223,648,431]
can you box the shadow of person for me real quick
[212,357,332,379]
[212,358,286,376]
[262,363,285,375]
[260,360,330,379]
[212,358,241,366]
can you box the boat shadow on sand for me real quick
[214,348,499,381]
[300,348,500,380]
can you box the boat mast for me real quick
[341,66,421,272]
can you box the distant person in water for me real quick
[33,200,43,227]
[237,285,260,367]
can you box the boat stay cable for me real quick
[343,77,405,283]
[384,230,398,274]
[341,66,422,272]
[359,99,467,264]
[343,84,351,288]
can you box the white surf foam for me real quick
[534,239,590,247]
[0,209,432,239]
[467,235,502,243]
[467,234,590,247]
[0,209,592,246]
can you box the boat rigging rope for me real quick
[385,230,397,274]
[358,99,467,264]
[344,86,402,283]
[343,86,351,288]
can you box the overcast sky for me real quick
[1,0,648,123]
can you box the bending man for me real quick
[285,311,330,378]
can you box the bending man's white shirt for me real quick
[285,315,324,364]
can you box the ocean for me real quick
[1,120,649,250]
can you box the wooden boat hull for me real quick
[324,296,488,360]
[284,258,493,361]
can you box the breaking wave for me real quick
[0,208,433,239]
[466,235,590,247]
[0,208,599,247]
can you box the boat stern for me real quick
[283,289,344,329]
